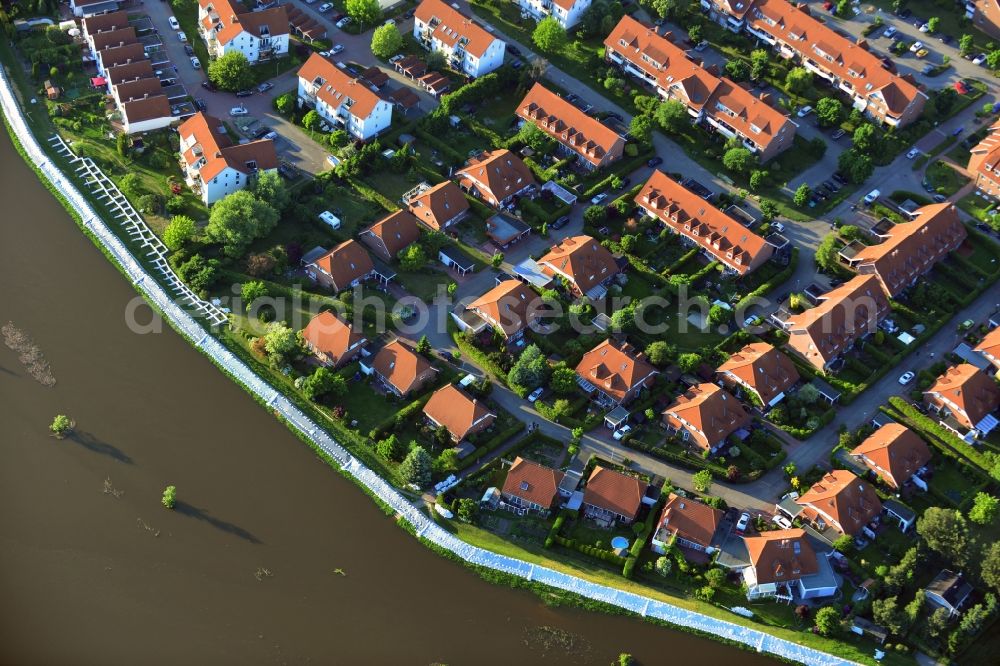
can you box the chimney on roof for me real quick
[798,3,812,15]
[705,63,719,76]
[759,92,774,106]
[856,38,869,50]
[662,30,674,42]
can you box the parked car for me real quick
[551,215,570,229]
[921,63,935,75]
[919,22,930,32]
[257,81,273,93]
[864,189,880,204]
[743,315,761,328]
[933,193,947,203]
[796,105,814,118]
[833,172,849,185]
[331,12,345,21]
[916,48,929,58]
[201,80,216,91]
[384,17,395,25]
[772,515,792,529]
[613,424,633,441]
[898,371,915,385]
[590,192,608,205]
[235,89,254,97]
[336,16,351,28]
[883,25,897,39]
[951,126,964,137]
[954,80,970,95]
[909,41,923,53]
[974,53,988,65]
[317,2,333,10]
[331,43,345,55]
[771,221,785,233]
[168,16,180,30]
[897,7,911,18]
[616,177,631,190]
[177,31,187,42]
[195,98,207,111]
[976,222,992,232]
[831,128,846,139]
[736,512,751,534]
[190,56,201,69]
[527,387,544,403]
[824,180,840,192]
[939,34,952,44]
[183,44,195,56]
[229,105,248,116]
[906,147,920,159]
[508,44,522,57]
[647,156,664,168]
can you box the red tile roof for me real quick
[502,457,565,510]
[308,240,374,291]
[414,0,497,59]
[744,529,819,585]
[784,274,889,371]
[716,342,800,407]
[301,311,365,367]
[583,466,648,521]
[467,280,541,338]
[82,10,130,36]
[975,326,1000,372]
[924,363,1000,430]
[851,424,931,489]
[121,95,173,125]
[200,0,287,46]
[370,340,436,395]
[422,384,496,441]
[745,0,924,121]
[796,470,882,536]
[106,60,155,86]
[114,77,165,103]
[575,338,657,404]
[455,149,536,206]
[636,170,772,274]
[655,493,722,549]
[360,210,421,260]
[405,181,470,231]
[90,27,137,52]
[98,42,147,69]
[662,383,750,452]
[297,53,385,120]
[179,112,278,182]
[969,120,1000,189]
[537,234,620,295]
[851,203,967,297]
[517,83,625,168]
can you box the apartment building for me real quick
[413,0,506,78]
[515,0,592,29]
[198,0,289,63]
[297,53,393,140]
[178,112,278,204]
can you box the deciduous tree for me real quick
[815,97,844,127]
[814,606,840,636]
[692,470,712,493]
[655,99,688,134]
[345,0,380,27]
[533,17,567,53]
[163,214,196,251]
[207,51,253,92]
[550,366,578,394]
[722,147,756,173]
[370,23,403,58]
[205,190,279,258]
[508,344,549,391]
[785,67,812,95]
[917,507,969,566]
[252,170,290,213]
[969,492,1000,525]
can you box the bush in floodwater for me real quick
[49,414,74,438]
[162,485,177,509]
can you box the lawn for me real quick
[957,192,997,226]
[335,369,411,434]
[395,268,454,301]
[924,160,970,196]
[957,231,1000,275]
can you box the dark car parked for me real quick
[551,215,570,229]
[235,89,254,97]
[647,156,664,168]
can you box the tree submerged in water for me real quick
[161,485,177,509]
[49,414,74,438]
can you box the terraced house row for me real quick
[605,15,797,162]
[702,0,927,127]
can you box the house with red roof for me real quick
[794,470,882,537]
[636,170,774,275]
[850,424,931,490]
[716,342,799,409]
[662,383,750,454]
[968,120,1000,201]
[843,203,966,297]
[198,0,288,64]
[362,340,438,397]
[297,53,393,140]
[304,240,376,293]
[516,0,592,28]
[575,338,658,407]
[423,384,496,442]
[404,181,470,231]
[178,112,279,204]
[923,363,1000,441]
[650,493,723,556]
[537,234,622,299]
[359,210,422,261]
[975,326,1000,374]
[501,457,565,515]
[301,311,366,368]
[517,83,625,170]
[582,465,649,525]
[605,16,796,163]
[455,149,536,209]
[741,529,838,601]
[413,0,506,78]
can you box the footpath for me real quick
[0,63,860,666]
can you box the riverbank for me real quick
[0,59,869,666]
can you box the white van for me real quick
[863,189,880,205]
[318,211,341,229]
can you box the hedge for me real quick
[368,393,433,440]
[414,127,465,164]
[452,330,509,384]
[554,535,629,566]
[579,147,656,199]
[348,176,399,213]
[734,248,799,312]
[620,437,767,482]
[456,423,526,471]
[544,510,572,549]
[664,247,700,276]
[885,397,996,477]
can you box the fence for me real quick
[0,65,861,666]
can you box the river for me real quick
[0,126,774,665]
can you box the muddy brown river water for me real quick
[0,127,775,665]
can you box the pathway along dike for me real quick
[0,65,858,666]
